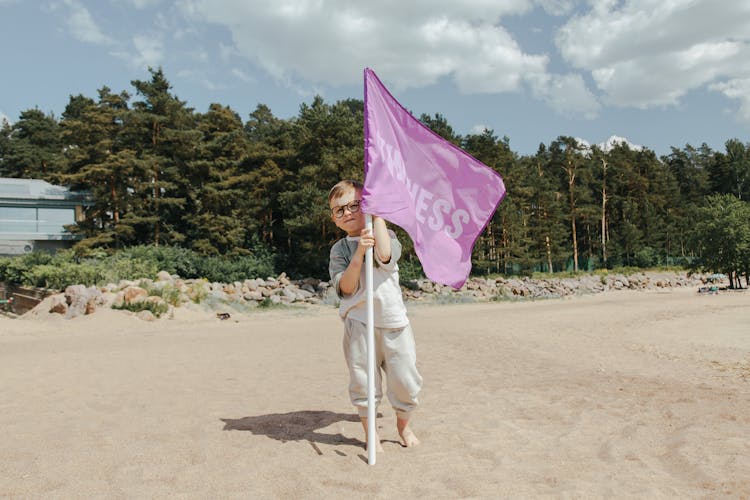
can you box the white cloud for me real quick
[710,78,750,122]
[576,135,643,154]
[154,11,198,41]
[176,0,588,111]
[556,0,750,113]
[176,69,225,91]
[471,124,490,134]
[598,135,642,152]
[529,72,601,118]
[0,110,11,126]
[534,0,577,16]
[231,68,256,84]
[132,34,164,68]
[218,42,237,63]
[127,0,163,7]
[61,0,113,45]
[112,34,164,69]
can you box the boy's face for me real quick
[330,187,364,236]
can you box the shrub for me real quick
[609,266,642,275]
[98,257,160,284]
[144,283,183,306]
[633,246,659,268]
[398,258,425,284]
[0,244,276,289]
[186,281,209,304]
[115,246,199,278]
[0,252,52,284]
[196,255,275,283]
[112,300,169,318]
[22,263,99,290]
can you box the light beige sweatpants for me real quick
[343,317,423,419]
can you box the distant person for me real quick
[328,179,422,452]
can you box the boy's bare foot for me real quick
[397,417,420,447]
[360,417,385,453]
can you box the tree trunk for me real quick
[601,158,607,266]
[545,235,553,273]
[565,157,579,272]
[154,166,160,246]
[152,120,161,247]
[110,177,120,248]
[568,184,578,272]
[502,225,508,274]
[487,223,495,262]
[110,177,119,225]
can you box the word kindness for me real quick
[374,133,472,239]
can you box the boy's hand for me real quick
[355,228,376,258]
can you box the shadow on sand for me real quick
[221,410,374,451]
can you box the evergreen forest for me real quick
[2,68,749,287]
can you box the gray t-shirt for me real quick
[328,230,409,328]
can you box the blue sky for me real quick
[1,0,749,156]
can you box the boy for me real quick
[328,179,422,451]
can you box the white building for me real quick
[0,178,90,256]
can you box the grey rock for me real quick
[244,291,263,301]
[64,285,104,319]
[48,295,68,315]
[136,310,156,322]
[156,270,172,282]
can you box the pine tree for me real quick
[128,67,197,246]
[550,137,591,271]
[186,103,251,255]
[0,109,62,179]
[59,87,143,250]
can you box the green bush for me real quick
[115,246,199,278]
[22,263,99,290]
[143,283,183,306]
[197,255,275,283]
[112,300,169,317]
[113,245,275,282]
[633,247,659,268]
[530,270,587,279]
[609,266,642,275]
[186,281,209,304]
[97,258,160,285]
[398,258,425,284]
[0,244,276,289]
[0,257,16,283]
[0,252,53,284]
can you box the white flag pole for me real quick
[365,214,376,465]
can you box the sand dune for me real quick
[1,288,748,498]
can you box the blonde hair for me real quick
[328,179,363,204]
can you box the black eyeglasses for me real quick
[331,200,361,219]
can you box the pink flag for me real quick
[361,68,506,289]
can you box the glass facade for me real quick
[0,206,75,235]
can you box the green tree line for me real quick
[2,68,749,286]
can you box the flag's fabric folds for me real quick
[361,68,506,288]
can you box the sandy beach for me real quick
[1,288,748,498]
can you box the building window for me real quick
[0,206,37,233]
[0,207,75,235]
[38,208,75,233]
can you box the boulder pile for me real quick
[401,272,705,301]
[34,270,711,320]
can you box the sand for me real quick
[1,288,748,498]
